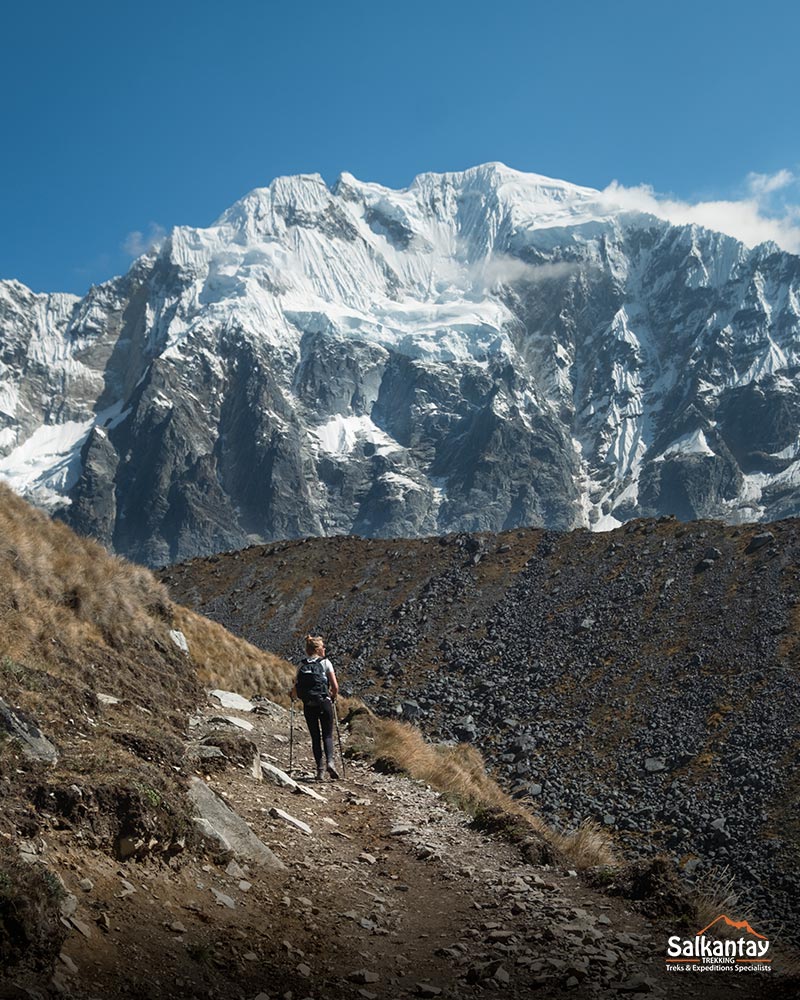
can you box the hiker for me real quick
[291,634,340,781]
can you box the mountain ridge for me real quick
[2,163,800,563]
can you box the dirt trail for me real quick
[9,695,791,1000]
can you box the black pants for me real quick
[303,699,334,767]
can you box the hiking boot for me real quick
[316,766,325,782]
[326,760,339,780]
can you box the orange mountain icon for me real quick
[696,915,767,939]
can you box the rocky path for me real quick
[25,693,790,1000]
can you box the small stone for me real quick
[239,880,252,892]
[59,893,78,918]
[208,714,254,732]
[169,921,187,933]
[359,852,377,865]
[746,531,774,554]
[416,985,442,997]
[0,696,58,764]
[390,824,414,835]
[78,878,94,892]
[59,952,78,974]
[69,916,92,939]
[244,952,258,962]
[209,689,254,712]
[117,835,145,860]
[260,760,299,790]
[169,629,189,654]
[644,757,665,773]
[211,888,236,909]
[295,782,326,802]
[297,963,311,977]
[349,969,380,984]
[269,806,312,835]
[487,929,515,941]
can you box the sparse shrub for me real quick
[186,940,212,964]
[591,856,697,920]
[0,843,67,972]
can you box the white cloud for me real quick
[472,254,580,292]
[747,169,794,196]
[122,222,166,258]
[599,170,800,254]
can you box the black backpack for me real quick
[296,658,329,706]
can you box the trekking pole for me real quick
[333,700,346,780]
[289,698,295,775]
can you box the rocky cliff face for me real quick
[2,164,800,563]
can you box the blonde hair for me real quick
[305,634,325,656]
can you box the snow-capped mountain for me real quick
[2,163,800,565]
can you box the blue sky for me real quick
[2,0,799,294]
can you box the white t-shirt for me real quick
[307,656,333,677]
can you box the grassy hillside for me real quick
[0,484,297,981]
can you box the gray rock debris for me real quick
[169,629,189,654]
[746,531,775,554]
[188,777,284,868]
[0,696,58,764]
[269,806,312,835]
[207,715,254,732]
[209,689,254,712]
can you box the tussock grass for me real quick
[690,865,800,974]
[0,485,171,664]
[173,605,294,702]
[357,708,615,869]
[0,484,294,714]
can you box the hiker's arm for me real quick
[328,667,339,701]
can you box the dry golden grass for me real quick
[173,604,295,702]
[0,485,171,666]
[363,710,615,869]
[0,484,289,722]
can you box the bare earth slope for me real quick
[9,692,793,1000]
